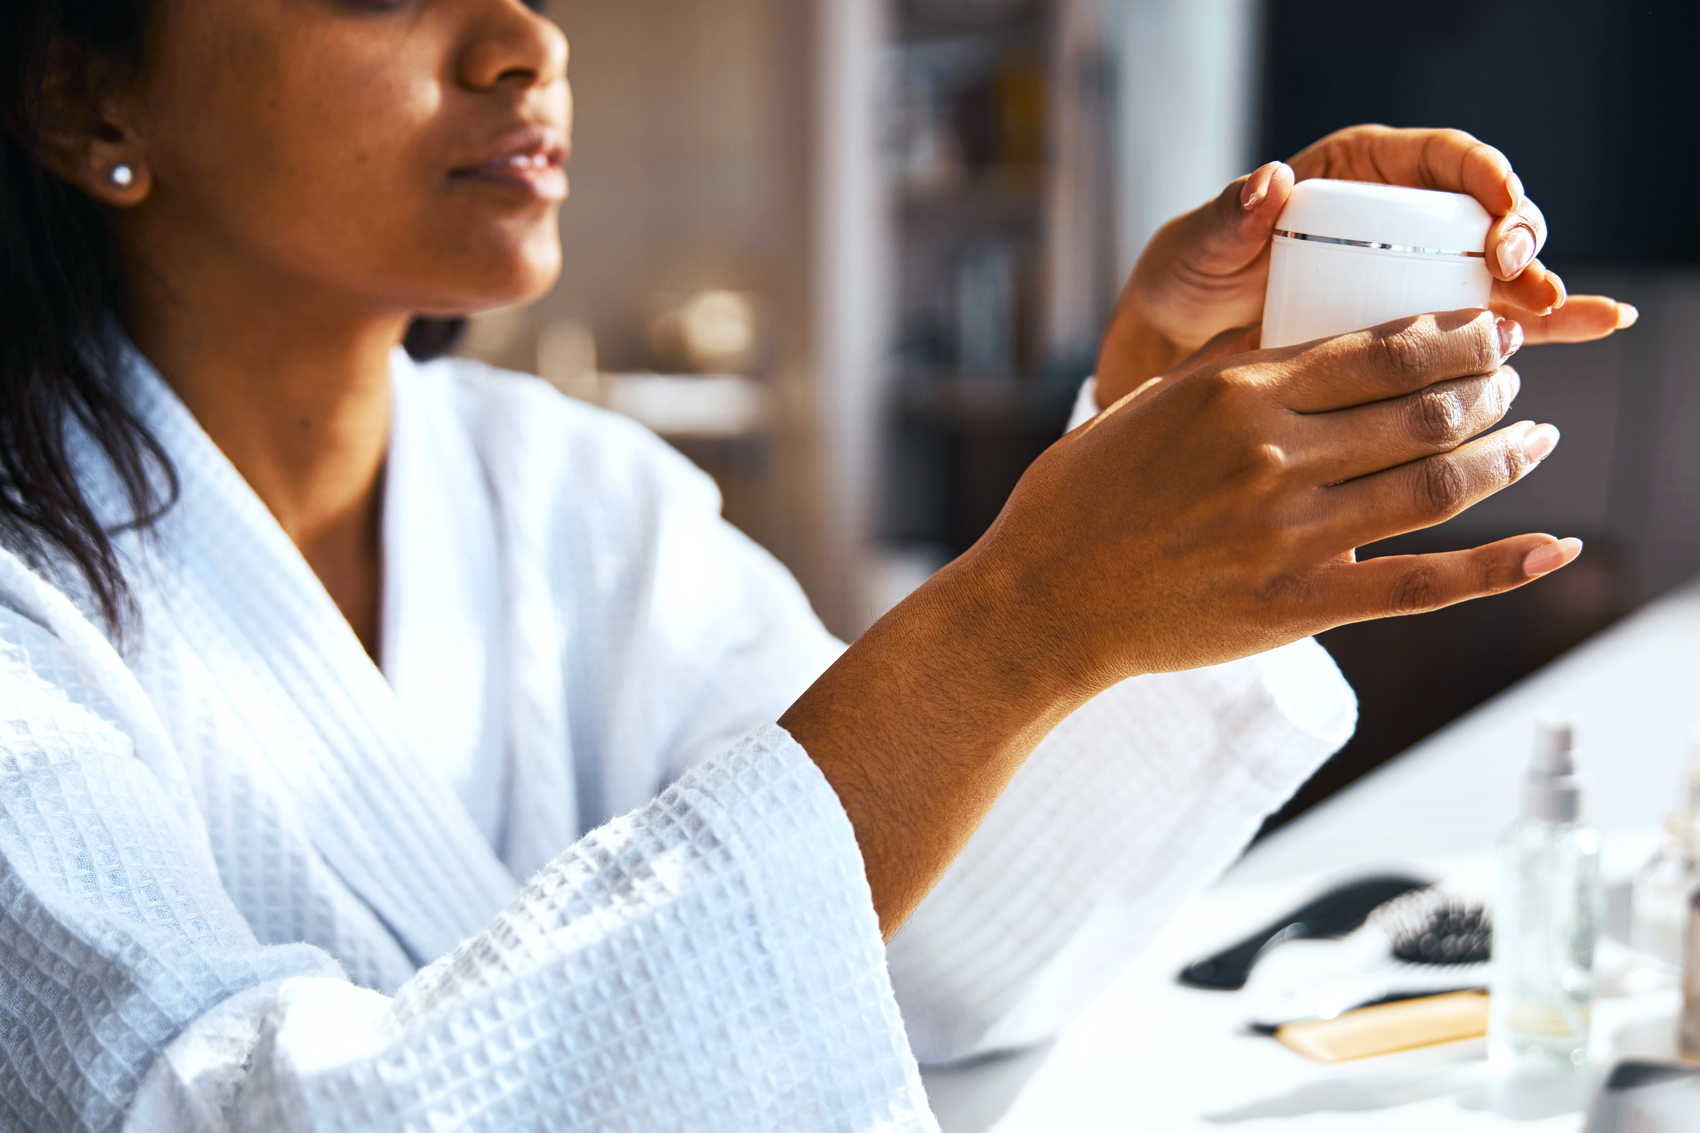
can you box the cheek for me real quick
[142,9,558,312]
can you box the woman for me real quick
[0,0,1632,1129]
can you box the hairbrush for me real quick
[1247,886,1492,1033]
[1178,872,1432,991]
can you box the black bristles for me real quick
[1386,900,1492,966]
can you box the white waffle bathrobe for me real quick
[0,351,1355,1131]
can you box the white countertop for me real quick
[924,579,1700,1132]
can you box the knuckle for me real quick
[1374,324,1435,380]
[1468,316,1503,372]
[1414,457,1468,516]
[1500,437,1530,484]
[1393,566,1442,614]
[1222,435,1290,489]
[1491,370,1517,421]
[1190,364,1241,410]
[1409,388,1467,446]
[1248,441,1290,475]
[1478,551,1520,594]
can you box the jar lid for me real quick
[1274,180,1493,257]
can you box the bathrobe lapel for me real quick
[126,355,519,966]
[382,354,515,855]
[434,358,581,881]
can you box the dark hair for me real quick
[2,2,463,634]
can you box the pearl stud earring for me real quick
[110,164,134,188]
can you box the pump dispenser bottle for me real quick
[1682,887,1700,1059]
[1488,721,1603,1072]
[1631,732,1700,965]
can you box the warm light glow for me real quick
[678,290,757,371]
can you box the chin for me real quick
[414,249,562,318]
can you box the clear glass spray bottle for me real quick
[1489,720,1603,1072]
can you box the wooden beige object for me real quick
[1275,990,1491,1064]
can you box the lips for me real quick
[449,126,569,201]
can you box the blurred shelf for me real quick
[896,372,1076,426]
[897,0,1043,45]
[597,373,770,439]
[886,373,1076,554]
[895,165,1044,215]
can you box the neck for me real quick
[124,253,408,660]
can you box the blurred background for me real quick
[462,0,1700,833]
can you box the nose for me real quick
[457,0,569,93]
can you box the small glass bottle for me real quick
[1683,886,1700,1059]
[1489,720,1604,1073]
[1632,816,1700,965]
[1631,734,1700,966]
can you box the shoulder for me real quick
[0,553,177,821]
[0,550,201,803]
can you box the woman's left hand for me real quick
[1096,124,1638,407]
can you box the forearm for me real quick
[779,554,1087,940]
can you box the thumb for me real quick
[1174,161,1296,278]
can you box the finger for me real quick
[1268,309,1520,412]
[1322,534,1584,623]
[1287,125,1551,283]
[1289,126,1520,212]
[1493,295,1638,345]
[1298,366,1519,484]
[1491,256,1567,315]
[1319,420,1558,550]
[1487,194,1551,284]
[1170,161,1296,278]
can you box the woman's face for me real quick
[123,0,570,318]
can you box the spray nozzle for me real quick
[1531,720,1576,777]
[1525,718,1582,823]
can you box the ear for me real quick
[31,36,153,208]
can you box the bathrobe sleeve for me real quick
[886,642,1355,1061]
[0,605,932,1131]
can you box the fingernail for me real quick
[1503,365,1521,401]
[1522,422,1560,464]
[1496,226,1535,277]
[1616,303,1639,329]
[1497,317,1524,360]
[1241,162,1277,210]
[1546,270,1567,311]
[1507,172,1525,204]
[1523,537,1584,578]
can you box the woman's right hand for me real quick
[961,307,1573,693]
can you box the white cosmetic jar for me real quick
[1261,180,1495,349]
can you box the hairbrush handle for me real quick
[1178,873,1432,991]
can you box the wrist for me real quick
[778,543,1089,937]
[915,544,1098,730]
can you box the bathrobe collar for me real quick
[119,348,521,965]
